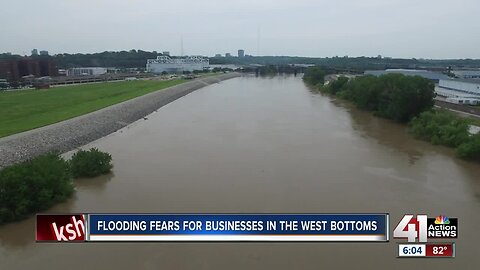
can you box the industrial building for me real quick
[452,70,480,80]
[364,69,449,82]
[444,97,479,105]
[438,79,480,96]
[146,56,209,73]
[66,67,108,76]
[435,79,480,105]
[0,58,58,82]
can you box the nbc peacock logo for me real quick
[434,215,450,225]
[427,215,457,238]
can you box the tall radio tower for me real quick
[256,25,261,56]
[181,36,184,56]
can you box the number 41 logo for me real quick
[393,214,428,243]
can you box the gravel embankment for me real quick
[0,73,240,169]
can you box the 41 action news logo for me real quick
[393,214,458,243]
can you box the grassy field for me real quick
[0,79,186,138]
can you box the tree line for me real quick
[2,51,480,71]
[328,74,435,123]
[306,68,435,123]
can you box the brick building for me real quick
[0,58,58,82]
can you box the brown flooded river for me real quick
[1,75,479,269]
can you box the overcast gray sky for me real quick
[1,0,479,58]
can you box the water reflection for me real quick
[75,172,114,191]
[312,93,426,165]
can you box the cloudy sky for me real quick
[1,0,479,58]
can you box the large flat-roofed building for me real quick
[364,69,449,82]
[435,79,480,105]
[434,87,478,98]
[146,56,209,73]
[66,67,108,76]
[452,70,480,80]
[438,79,480,96]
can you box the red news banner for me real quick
[36,214,86,241]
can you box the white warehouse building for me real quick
[452,70,480,80]
[438,79,480,96]
[66,67,108,76]
[146,56,209,73]
[435,79,480,105]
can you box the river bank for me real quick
[305,69,480,162]
[0,72,240,169]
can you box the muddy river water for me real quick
[1,75,479,269]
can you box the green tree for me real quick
[320,73,434,123]
[409,110,470,147]
[457,135,480,160]
[376,74,434,122]
[327,76,349,95]
[70,148,113,178]
[0,154,73,224]
[303,67,326,86]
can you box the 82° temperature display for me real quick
[398,243,455,258]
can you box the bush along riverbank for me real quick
[304,67,480,161]
[410,110,480,161]
[70,148,113,178]
[0,148,113,225]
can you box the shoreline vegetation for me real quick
[303,67,480,162]
[0,148,113,225]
